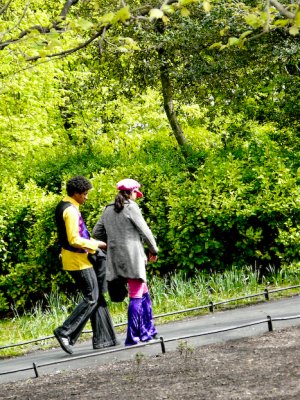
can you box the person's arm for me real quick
[92,213,107,242]
[64,207,106,251]
[127,202,158,255]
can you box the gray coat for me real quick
[92,200,158,282]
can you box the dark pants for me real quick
[56,266,117,347]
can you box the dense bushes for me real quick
[0,182,71,313]
[167,159,300,272]
[0,119,299,314]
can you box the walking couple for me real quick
[54,176,158,354]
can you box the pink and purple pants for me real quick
[125,279,157,346]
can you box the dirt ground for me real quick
[1,325,300,400]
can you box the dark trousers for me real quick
[57,266,117,347]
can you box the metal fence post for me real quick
[33,362,39,378]
[160,336,166,354]
[267,315,273,332]
[264,288,270,300]
[209,301,214,312]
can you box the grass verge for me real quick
[1,263,300,358]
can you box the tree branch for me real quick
[9,0,30,31]
[0,0,181,59]
[0,0,30,43]
[269,0,295,19]
[0,0,80,50]
[0,24,52,50]
[0,0,13,15]
[26,27,109,61]
[59,0,80,19]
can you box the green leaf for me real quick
[240,30,253,39]
[162,15,170,24]
[203,1,212,13]
[179,0,196,5]
[149,8,164,20]
[228,37,240,46]
[37,50,47,58]
[47,39,61,50]
[220,27,229,36]
[99,12,115,26]
[76,18,94,31]
[245,14,263,28]
[273,19,289,27]
[161,5,175,14]
[209,42,222,49]
[289,25,299,35]
[124,37,140,50]
[181,7,191,17]
[295,11,300,28]
[113,6,131,23]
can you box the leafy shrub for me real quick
[0,118,299,314]
[0,181,71,313]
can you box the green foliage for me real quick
[166,123,300,272]
[0,181,72,312]
[0,114,300,313]
[0,0,300,315]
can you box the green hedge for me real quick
[0,122,299,314]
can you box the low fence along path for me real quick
[1,293,300,384]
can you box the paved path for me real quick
[1,295,300,384]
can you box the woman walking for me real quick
[92,178,159,346]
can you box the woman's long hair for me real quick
[114,190,132,213]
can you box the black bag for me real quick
[88,249,107,293]
[107,277,128,302]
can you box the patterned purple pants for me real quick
[125,292,158,346]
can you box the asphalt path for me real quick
[1,295,300,384]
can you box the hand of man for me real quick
[98,241,107,250]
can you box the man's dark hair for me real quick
[66,176,92,196]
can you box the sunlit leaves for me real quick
[295,11,300,27]
[98,12,115,26]
[245,13,266,29]
[228,37,239,46]
[209,41,223,49]
[273,19,289,27]
[203,1,212,13]
[289,14,300,34]
[289,25,299,35]
[68,17,94,32]
[113,6,131,23]
[149,8,164,21]
[115,37,140,52]
[97,6,131,26]
[240,30,253,39]
[181,7,191,17]
[178,0,198,5]
[161,4,175,15]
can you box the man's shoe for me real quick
[54,329,73,355]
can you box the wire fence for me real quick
[1,284,300,351]
[1,312,300,379]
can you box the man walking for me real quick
[54,175,118,354]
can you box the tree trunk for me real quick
[159,52,191,159]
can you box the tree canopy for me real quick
[1,0,299,156]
